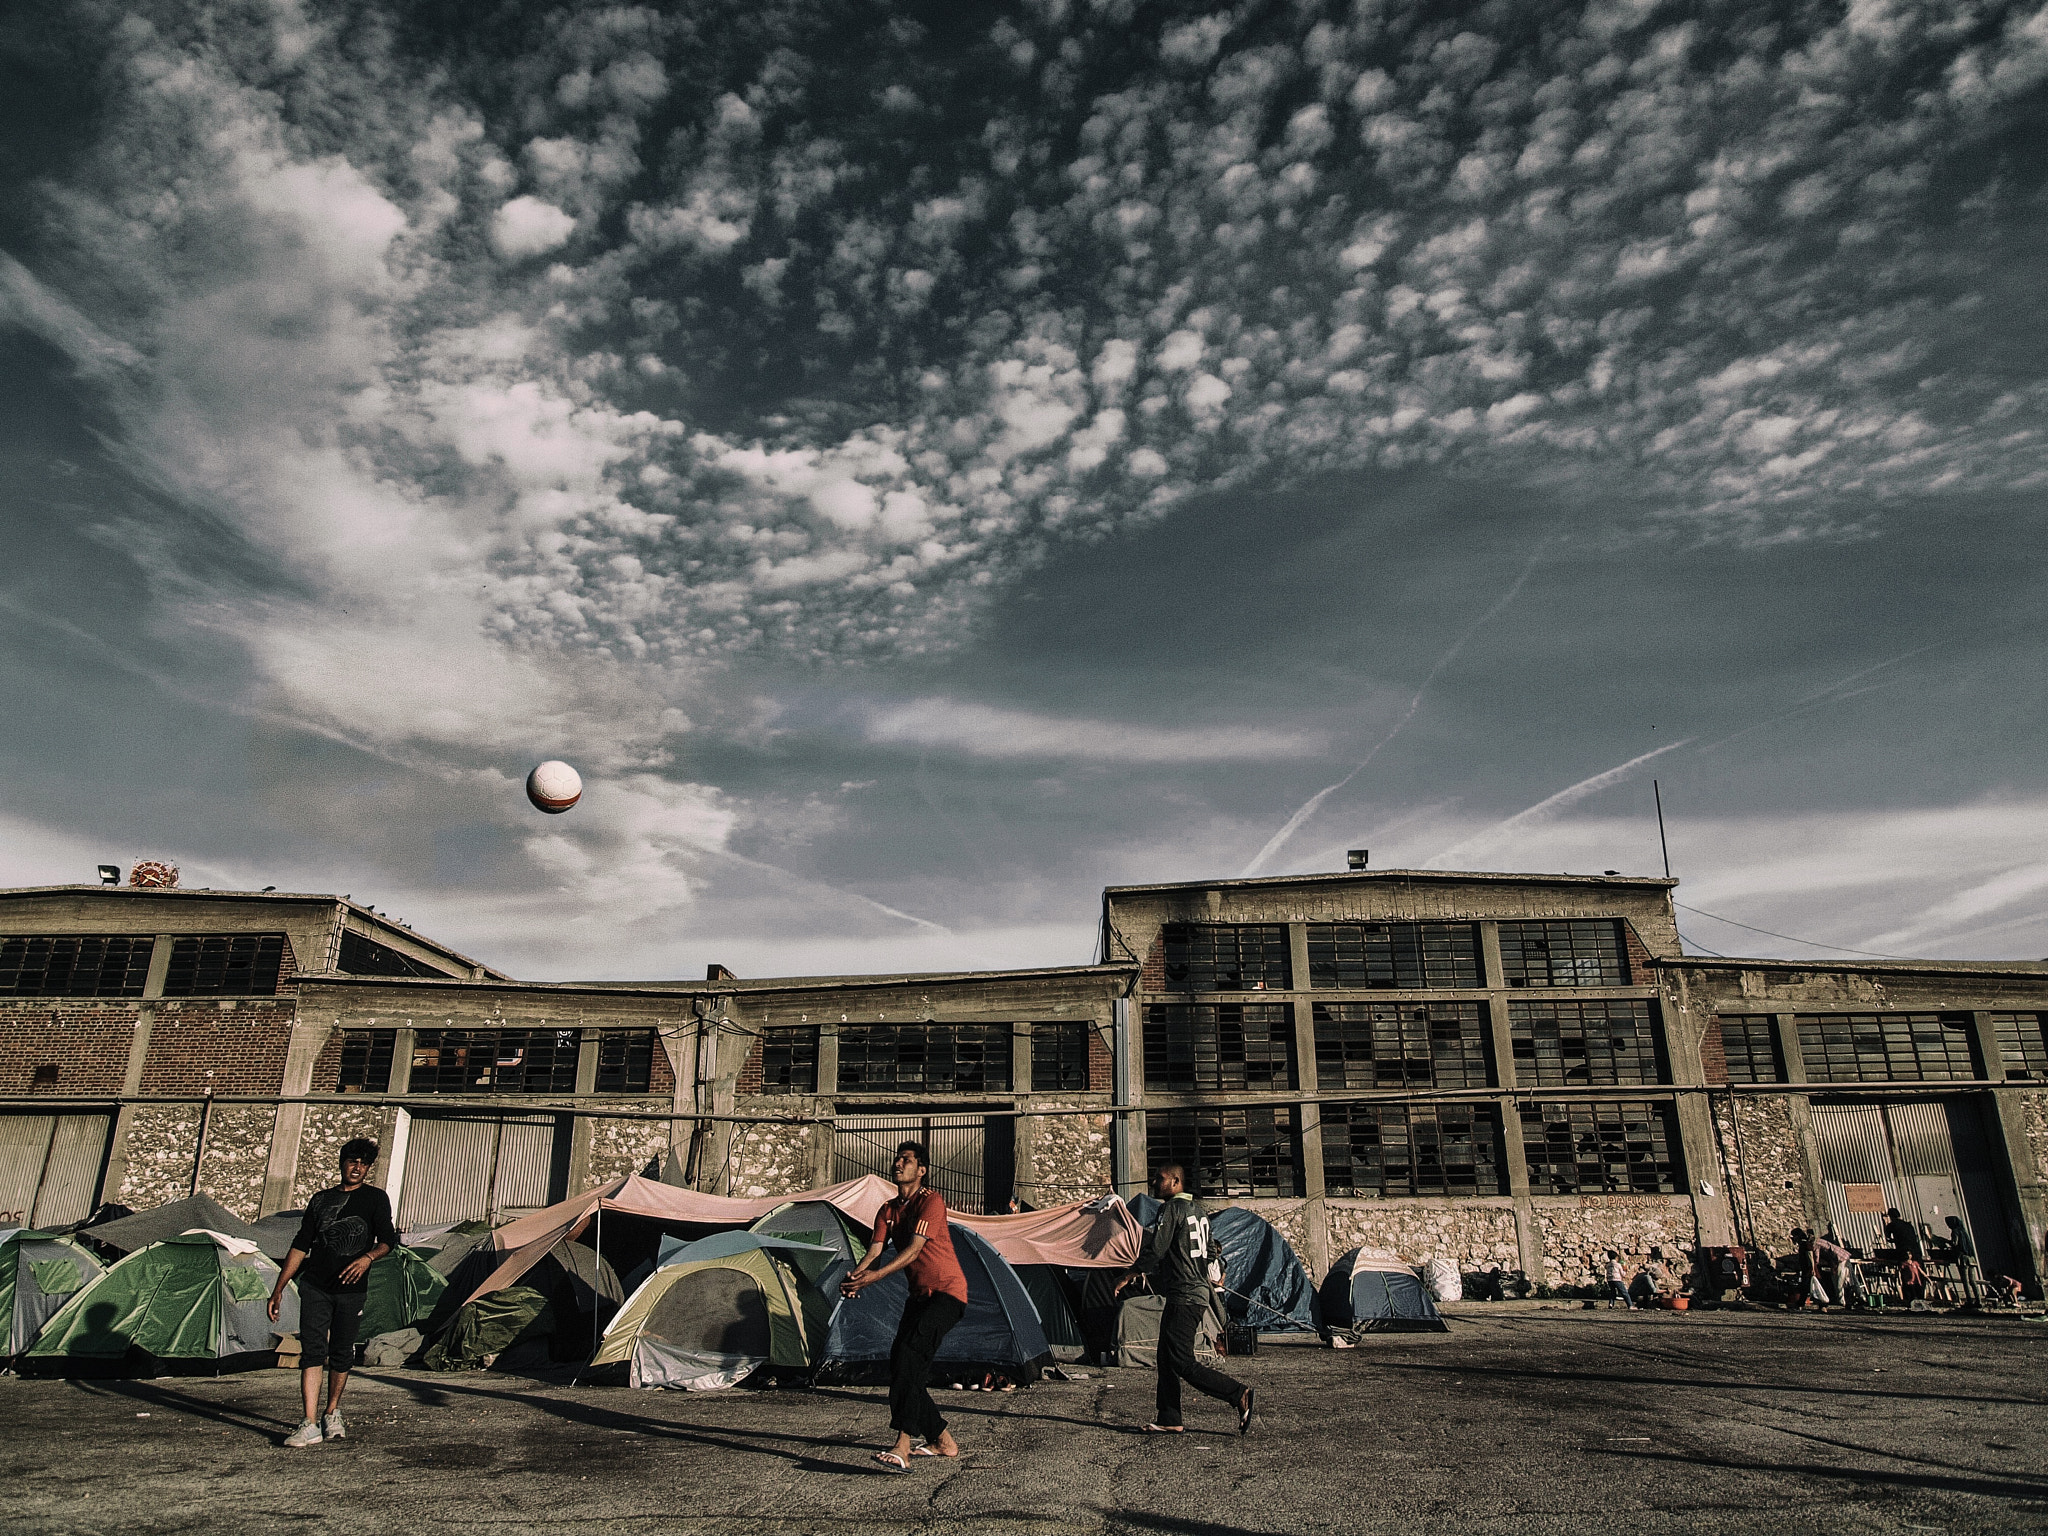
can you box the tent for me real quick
[1,1228,106,1357]
[1128,1196,1319,1334]
[748,1200,869,1297]
[79,1195,266,1258]
[593,1231,834,1390]
[422,1236,621,1372]
[26,1231,297,1369]
[1015,1265,1087,1360]
[1116,1290,1227,1368]
[1321,1247,1447,1333]
[247,1210,304,1265]
[359,1246,449,1342]
[816,1222,1050,1386]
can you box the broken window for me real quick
[162,934,287,997]
[339,929,449,978]
[1142,1003,1295,1092]
[1031,1021,1093,1091]
[1321,1102,1505,1197]
[409,1028,581,1093]
[1145,1107,1301,1197]
[1510,999,1663,1085]
[1305,923,1479,989]
[1159,924,1291,992]
[1993,1012,2048,1081]
[594,1031,655,1094]
[1520,1100,1681,1194]
[1496,920,1628,987]
[1796,1013,1980,1083]
[1312,1001,1491,1090]
[0,935,155,997]
[1716,1015,1785,1084]
[837,1024,1011,1093]
[757,1026,819,1094]
[334,1029,395,1093]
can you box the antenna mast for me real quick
[1653,779,1672,880]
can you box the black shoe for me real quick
[1238,1387,1255,1436]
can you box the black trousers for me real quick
[1156,1300,1245,1428]
[889,1291,966,1441]
[297,1282,365,1372]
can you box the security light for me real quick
[1346,849,1369,869]
[97,865,120,885]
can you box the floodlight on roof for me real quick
[97,865,120,885]
[1346,849,1369,870]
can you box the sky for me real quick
[1,0,2045,981]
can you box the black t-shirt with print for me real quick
[292,1184,399,1293]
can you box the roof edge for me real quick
[1104,868,1679,896]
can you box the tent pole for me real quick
[579,1203,603,1385]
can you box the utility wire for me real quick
[1675,929,1729,959]
[1673,901,1906,959]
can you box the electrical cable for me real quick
[1675,929,1729,959]
[1673,901,1907,959]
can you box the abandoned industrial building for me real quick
[3,865,2044,1295]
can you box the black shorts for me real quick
[298,1283,366,1371]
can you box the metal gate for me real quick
[394,1112,564,1228]
[0,1113,113,1228]
[834,1113,1014,1214]
[1810,1098,2017,1276]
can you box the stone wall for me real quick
[1535,1196,1698,1287]
[1322,1199,1520,1273]
[585,1109,672,1184]
[726,1116,815,1199]
[112,1104,204,1210]
[1235,1199,1314,1266]
[294,1102,391,1207]
[193,1105,279,1218]
[1715,1094,1810,1254]
[1026,1102,1113,1205]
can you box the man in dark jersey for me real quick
[268,1137,398,1447]
[1124,1163,1254,1435]
[841,1141,969,1471]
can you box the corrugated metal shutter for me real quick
[0,1116,56,1226]
[1809,1104,1901,1252]
[1885,1099,1972,1254]
[0,1114,112,1228]
[493,1118,556,1216]
[398,1114,561,1227]
[834,1113,998,1212]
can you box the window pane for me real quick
[1305,923,1479,988]
[1993,1012,2048,1081]
[410,1028,581,1093]
[758,1026,819,1094]
[1716,1015,1784,1084]
[836,1024,1011,1093]
[1497,921,1627,987]
[1520,1100,1681,1194]
[1030,1021,1092,1091]
[594,1031,654,1093]
[1312,1001,1491,1089]
[1795,1014,1979,1083]
[1145,1107,1301,1197]
[162,934,287,996]
[1160,924,1291,991]
[1143,1003,1295,1092]
[338,929,446,978]
[1321,1102,1505,1197]
[0,935,155,997]
[1509,999,1663,1085]
[334,1029,395,1093]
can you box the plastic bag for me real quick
[1424,1256,1462,1303]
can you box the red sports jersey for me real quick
[871,1187,969,1303]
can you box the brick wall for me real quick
[308,1024,349,1094]
[0,1002,137,1095]
[137,1002,296,1094]
[275,937,299,991]
[1622,921,1656,986]
[1089,1023,1113,1092]
[736,1035,763,1095]
[1140,935,1165,991]
[1697,1017,1730,1085]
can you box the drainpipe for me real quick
[189,1072,216,1196]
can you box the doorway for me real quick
[1810,1097,2019,1279]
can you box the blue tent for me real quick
[1128,1195,1318,1334]
[1321,1247,1447,1333]
[815,1222,1050,1385]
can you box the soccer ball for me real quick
[525,761,582,814]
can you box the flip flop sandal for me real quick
[910,1445,957,1458]
[872,1451,910,1473]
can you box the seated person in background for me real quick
[1473,1266,1506,1303]
[1991,1273,2024,1307]
[1898,1253,1927,1305]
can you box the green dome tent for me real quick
[593,1231,834,1390]
[747,1200,869,1296]
[1,1228,106,1357]
[421,1236,621,1372]
[359,1246,448,1342]
[26,1231,296,1370]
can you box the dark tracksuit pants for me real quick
[1156,1300,1245,1428]
[889,1291,966,1441]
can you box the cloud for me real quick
[490,196,576,258]
[861,698,1320,763]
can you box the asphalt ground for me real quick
[3,1308,2046,1535]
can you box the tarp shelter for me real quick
[748,1201,869,1297]
[422,1236,621,1372]
[1321,1247,1447,1333]
[1,1228,105,1356]
[80,1195,265,1258]
[1128,1196,1318,1334]
[360,1246,449,1342]
[593,1231,834,1390]
[27,1231,297,1367]
[816,1221,1050,1386]
[247,1210,304,1265]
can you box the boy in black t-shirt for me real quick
[269,1138,398,1447]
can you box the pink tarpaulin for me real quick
[953,1200,1143,1268]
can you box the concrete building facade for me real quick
[3,868,2044,1297]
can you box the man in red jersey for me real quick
[842,1141,970,1471]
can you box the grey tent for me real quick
[747,1200,869,1297]
[1015,1266,1088,1360]
[247,1210,304,1265]
[81,1195,265,1257]
[1116,1290,1227,1368]
[1321,1247,1447,1333]
[2,1228,107,1357]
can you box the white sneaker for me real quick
[322,1411,346,1441]
[283,1420,323,1449]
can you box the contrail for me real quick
[1698,643,1940,753]
[1423,739,1694,869]
[1239,543,1546,876]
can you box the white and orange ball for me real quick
[525,760,583,814]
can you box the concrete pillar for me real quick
[1012,1024,1038,1204]
[1660,995,1738,1246]
[565,1032,602,1192]
[98,946,173,1208]
[657,1022,692,1184]
[1289,996,1328,1279]
[1479,926,1542,1276]
[1111,998,1139,1197]
[1769,1012,1830,1233]
[259,1012,333,1215]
